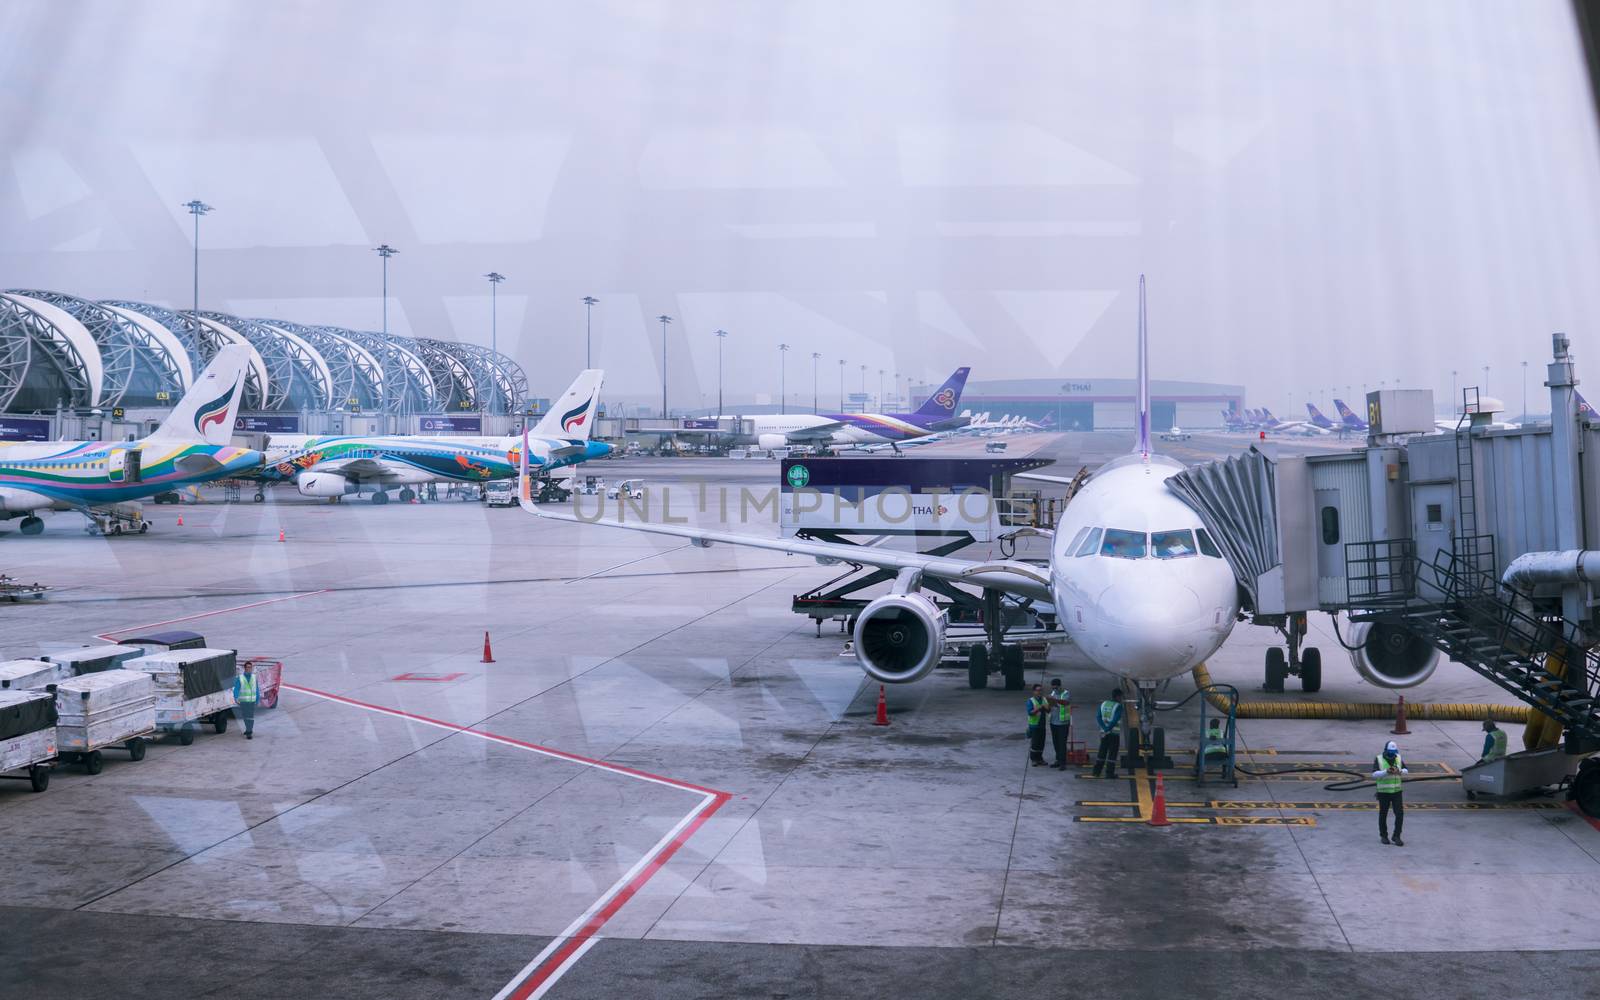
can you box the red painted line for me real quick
[283,682,726,796]
[94,590,331,642]
[1565,800,1600,832]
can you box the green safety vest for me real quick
[1026,697,1046,726]
[237,674,258,704]
[1486,728,1508,761]
[1375,752,1404,794]
[1098,700,1119,729]
[1050,692,1070,725]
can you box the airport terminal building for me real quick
[912,377,1245,431]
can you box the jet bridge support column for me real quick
[1547,333,1587,637]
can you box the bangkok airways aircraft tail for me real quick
[531,369,604,440]
[149,345,251,447]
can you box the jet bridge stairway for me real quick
[1347,539,1600,745]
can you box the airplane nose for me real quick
[1089,583,1204,675]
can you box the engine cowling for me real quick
[1346,620,1440,688]
[756,433,790,450]
[296,472,357,497]
[853,593,947,684]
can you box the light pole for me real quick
[811,353,821,413]
[483,273,505,413]
[374,244,399,432]
[1482,365,1490,398]
[657,314,672,417]
[778,343,790,414]
[859,363,866,394]
[183,200,213,321]
[1450,370,1458,414]
[1522,360,1529,420]
[838,358,846,410]
[582,296,598,369]
[878,368,885,411]
[715,329,728,416]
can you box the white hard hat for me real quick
[1384,740,1399,753]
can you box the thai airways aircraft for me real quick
[718,367,972,453]
[1332,399,1370,432]
[522,277,1238,750]
[260,370,608,504]
[0,345,262,534]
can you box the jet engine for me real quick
[296,472,357,497]
[756,433,790,451]
[853,593,947,684]
[1346,620,1440,688]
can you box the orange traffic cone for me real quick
[873,685,889,726]
[1392,695,1410,735]
[1148,773,1172,827]
[277,528,285,543]
[481,631,495,663]
[176,514,183,526]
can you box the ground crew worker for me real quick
[1479,720,1507,765]
[1047,679,1071,769]
[1373,739,1407,845]
[233,660,259,740]
[1026,684,1049,766]
[1202,717,1229,774]
[1092,689,1123,779]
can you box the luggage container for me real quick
[240,658,285,709]
[50,670,157,772]
[126,648,238,745]
[0,689,57,792]
[0,659,63,691]
[45,645,144,677]
[118,630,209,652]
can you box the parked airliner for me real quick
[0,345,262,534]
[522,278,1239,749]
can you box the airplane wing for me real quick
[1014,471,1080,486]
[783,420,845,442]
[522,499,1054,601]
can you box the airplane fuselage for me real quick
[0,439,262,511]
[1048,453,1239,682]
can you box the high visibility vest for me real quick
[237,674,259,704]
[1098,700,1119,731]
[1026,697,1047,726]
[1051,692,1070,725]
[1375,752,1404,794]
[1486,729,1507,761]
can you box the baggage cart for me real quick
[50,670,157,773]
[1461,747,1581,801]
[45,644,144,677]
[240,658,284,709]
[118,630,208,652]
[0,689,57,792]
[0,659,63,691]
[126,648,238,745]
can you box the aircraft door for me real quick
[1410,483,1454,601]
[1314,488,1345,605]
[106,448,143,484]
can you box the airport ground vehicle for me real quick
[484,480,517,506]
[606,479,645,501]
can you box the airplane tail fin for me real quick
[531,370,604,439]
[1334,399,1357,420]
[1306,402,1327,422]
[1133,275,1151,457]
[914,367,970,417]
[150,344,251,446]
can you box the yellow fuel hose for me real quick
[1191,663,1530,725]
[1523,653,1566,751]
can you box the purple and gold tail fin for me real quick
[913,367,970,418]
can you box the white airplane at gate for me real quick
[521,277,1239,733]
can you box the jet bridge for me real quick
[1169,334,1600,815]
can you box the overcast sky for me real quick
[1,1,1597,412]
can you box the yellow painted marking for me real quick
[1077,816,1216,824]
[1133,773,1154,818]
[1207,800,1562,812]
[1215,816,1316,826]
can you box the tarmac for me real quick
[2,429,1598,999]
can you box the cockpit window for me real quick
[1074,527,1103,557]
[1100,528,1146,559]
[1195,527,1222,558]
[1151,529,1198,559]
[1064,526,1090,555]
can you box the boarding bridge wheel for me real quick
[1572,761,1600,818]
[1263,647,1287,692]
[967,645,989,689]
[18,516,42,536]
[1300,647,1322,693]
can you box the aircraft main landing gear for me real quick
[398,488,416,502]
[1263,613,1321,693]
[369,491,390,505]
